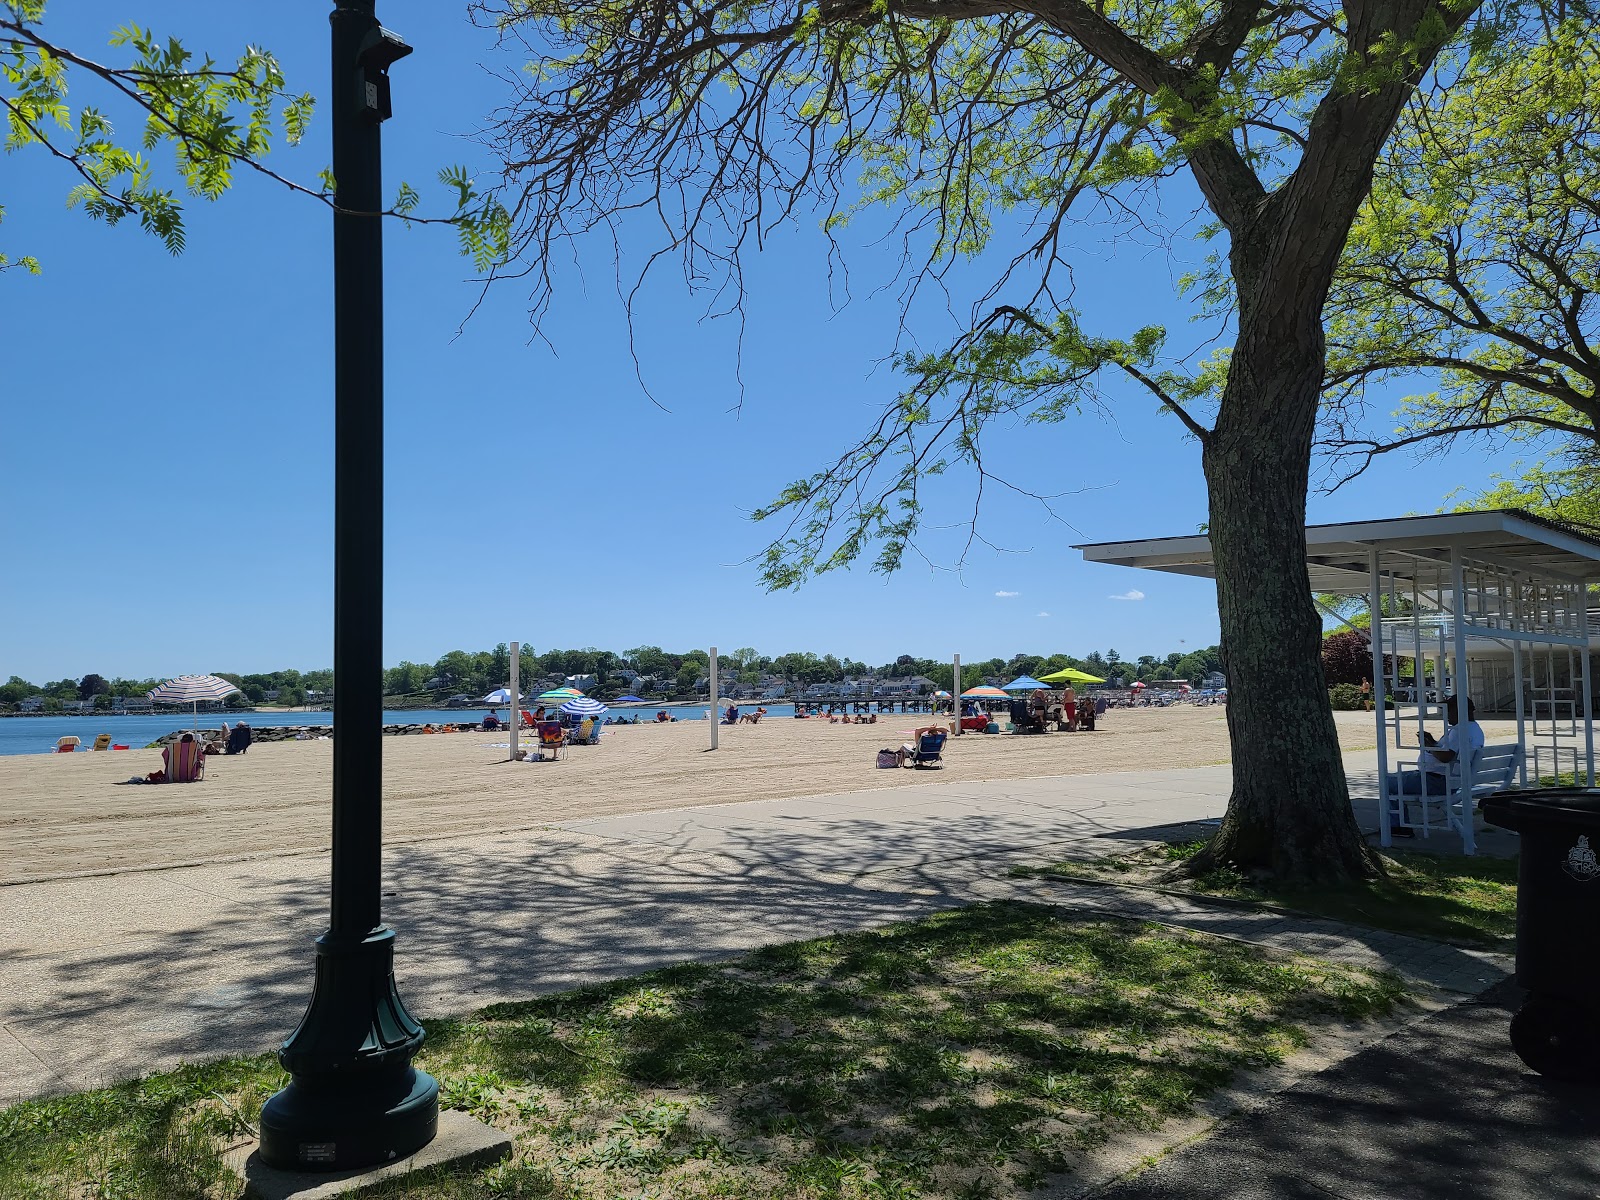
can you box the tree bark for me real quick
[1192,250,1379,882]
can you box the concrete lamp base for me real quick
[228,1110,512,1200]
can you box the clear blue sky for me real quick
[0,3,1519,683]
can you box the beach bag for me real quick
[876,749,899,768]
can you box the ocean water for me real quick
[0,700,942,755]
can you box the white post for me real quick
[952,654,962,736]
[1582,626,1595,786]
[1370,552,1391,848]
[709,645,719,750]
[1450,548,1475,854]
[1513,639,1527,786]
[508,640,520,763]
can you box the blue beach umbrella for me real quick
[560,697,609,716]
[1002,675,1051,691]
[614,694,647,703]
[482,688,515,705]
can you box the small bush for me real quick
[1329,682,1366,710]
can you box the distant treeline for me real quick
[1,643,1224,712]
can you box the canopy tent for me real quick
[1077,508,1600,853]
[961,686,1009,698]
[1039,667,1107,685]
[1001,675,1051,691]
[148,674,241,730]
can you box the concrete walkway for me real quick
[1091,980,1600,1200]
[0,755,1507,1105]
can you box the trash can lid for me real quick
[1481,788,1600,831]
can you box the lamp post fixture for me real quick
[258,1,438,1171]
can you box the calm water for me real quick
[0,701,941,755]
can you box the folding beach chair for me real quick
[536,721,566,761]
[908,730,947,769]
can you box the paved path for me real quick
[0,755,1508,1105]
[1090,980,1600,1200]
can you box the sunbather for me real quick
[895,726,945,766]
[162,733,205,783]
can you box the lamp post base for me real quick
[258,928,439,1171]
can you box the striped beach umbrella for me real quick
[148,674,240,730]
[537,687,584,701]
[961,686,1009,698]
[559,697,609,716]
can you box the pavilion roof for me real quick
[1075,510,1600,596]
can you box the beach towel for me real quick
[164,740,205,783]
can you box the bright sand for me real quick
[0,705,1416,885]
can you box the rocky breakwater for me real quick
[146,722,481,748]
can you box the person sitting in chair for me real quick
[483,710,502,731]
[895,726,946,766]
[226,722,253,754]
[162,733,206,783]
[1386,696,1483,837]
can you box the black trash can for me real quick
[1482,788,1600,1082]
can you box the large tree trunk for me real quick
[1191,267,1378,883]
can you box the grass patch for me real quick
[0,902,1406,1200]
[1021,844,1518,949]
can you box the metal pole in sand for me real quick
[952,654,962,736]
[509,640,520,763]
[709,646,719,749]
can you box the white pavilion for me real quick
[1077,510,1600,853]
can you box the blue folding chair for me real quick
[909,730,947,768]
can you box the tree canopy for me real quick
[1319,7,1600,488]
[2,1,507,270]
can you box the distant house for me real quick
[566,674,598,692]
[19,695,44,712]
[616,669,642,687]
[1202,671,1226,690]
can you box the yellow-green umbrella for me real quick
[1039,667,1106,685]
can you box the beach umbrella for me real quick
[560,697,609,716]
[614,694,647,703]
[148,674,241,730]
[482,688,515,705]
[961,686,1009,698]
[1131,680,1146,689]
[1002,675,1051,691]
[1038,667,1107,685]
[933,690,952,698]
[537,687,584,702]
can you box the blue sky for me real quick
[0,3,1519,683]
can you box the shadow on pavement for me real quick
[1091,982,1600,1200]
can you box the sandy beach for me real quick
[0,706,1408,885]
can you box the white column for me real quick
[1450,548,1475,854]
[709,645,719,750]
[1370,552,1391,848]
[1583,633,1595,786]
[952,654,962,736]
[508,640,520,763]
[1513,639,1527,786]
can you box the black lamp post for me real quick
[257,1,438,1171]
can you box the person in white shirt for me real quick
[1388,696,1484,836]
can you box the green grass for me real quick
[1022,844,1519,948]
[0,902,1407,1200]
